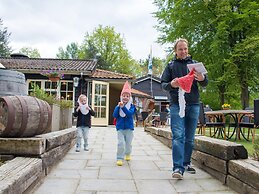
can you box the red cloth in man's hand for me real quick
[176,69,195,93]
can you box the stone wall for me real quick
[0,127,76,194]
[145,126,259,194]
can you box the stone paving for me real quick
[33,126,237,194]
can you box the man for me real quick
[161,38,208,179]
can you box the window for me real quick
[28,81,41,95]
[45,81,58,96]
[91,80,109,126]
[93,82,107,118]
[27,79,73,101]
[154,102,160,113]
[88,82,92,105]
[60,81,73,100]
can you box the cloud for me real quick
[1,0,167,60]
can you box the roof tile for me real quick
[0,57,133,80]
[91,69,133,79]
[0,57,97,73]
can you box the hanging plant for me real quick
[41,64,64,81]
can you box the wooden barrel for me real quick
[0,96,52,137]
[0,69,27,97]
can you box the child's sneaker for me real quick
[185,165,196,174]
[172,169,183,180]
[84,146,89,151]
[116,160,123,166]
[75,148,80,152]
[125,155,131,161]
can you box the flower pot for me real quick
[222,108,230,110]
[49,77,60,82]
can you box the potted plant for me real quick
[222,103,231,110]
[41,64,64,82]
[30,83,57,105]
[58,99,74,130]
[30,83,75,130]
[30,84,60,131]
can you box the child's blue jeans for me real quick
[117,129,134,160]
[76,126,89,149]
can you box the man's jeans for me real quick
[117,129,134,160]
[76,126,89,149]
[170,103,200,173]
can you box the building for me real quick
[132,75,169,113]
[0,55,134,126]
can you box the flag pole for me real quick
[148,45,153,97]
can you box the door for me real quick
[91,81,109,126]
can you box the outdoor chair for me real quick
[141,111,149,127]
[198,102,226,139]
[239,107,254,139]
[239,99,259,143]
[156,112,168,128]
[198,103,213,135]
[197,102,206,135]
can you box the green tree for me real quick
[79,25,134,74]
[152,57,166,77]
[56,42,80,59]
[154,0,259,109]
[19,47,41,58]
[0,18,12,57]
[140,56,165,77]
[55,25,150,76]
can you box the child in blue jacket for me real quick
[113,81,136,166]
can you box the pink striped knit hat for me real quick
[121,81,131,96]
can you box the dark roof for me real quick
[131,88,153,98]
[0,57,134,80]
[91,69,133,79]
[134,75,161,84]
[0,57,97,75]
[132,74,169,100]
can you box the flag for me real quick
[148,46,152,75]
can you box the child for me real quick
[73,94,95,152]
[113,81,136,166]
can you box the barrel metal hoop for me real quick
[34,97,44,132]
[16,96,28,136]
[1,97,15,135]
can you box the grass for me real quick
[196,127,258,157]
[228,138,255,155]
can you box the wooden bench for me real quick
[145,127,259,194]
[0,157,43,194]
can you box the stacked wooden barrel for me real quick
[0,69,27,97]
[0,96,52,137]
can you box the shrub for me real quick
[30,83,73,109]
[30,84,57,105]
[58,99,73,108]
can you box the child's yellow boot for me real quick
[125,155,131,161]
[116,160,123,166]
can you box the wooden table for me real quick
[205,109,254,141]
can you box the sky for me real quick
[0,0,168,60]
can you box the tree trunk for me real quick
[218,85,226,107]
[240,83,249,109]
